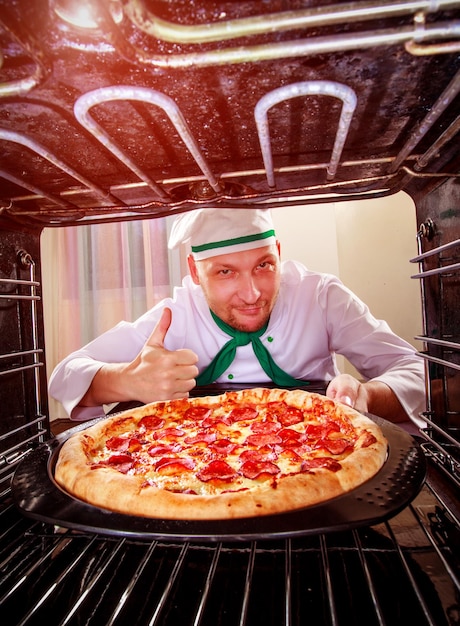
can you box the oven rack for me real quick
[420,416,460,490]
[0,248,49,499]
[1,478,459,626]
[0,248,50,496]
[411,231,460,471]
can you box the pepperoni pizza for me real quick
[54,388,388,520]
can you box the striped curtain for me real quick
[41,218,172,419]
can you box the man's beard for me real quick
[227,315,269,332]
[224,301,274,332]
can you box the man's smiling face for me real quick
[188,243,281,332]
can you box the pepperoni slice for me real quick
[278,448,303,463]
[197,460,237,482]
[153,427,186,441]
[360,432,377,448]
[250,420,280,434]
[277,428,305,444]
[155,457,195,474]
[227,406,259,423]
[147,443,182,457]
[184,406,212,421]
[325,420,343,434]
[127,437,143,452]
[139,415,166,431]
[280,444,311,458]
[201,416,229,429]
[304,423,338,440]
[106,436,130,452]
[209,438,237,455]
[266,402,303,426]
[304,424,322,438]
[239,449,278,463]
[184,431,217,445]
[317,438,353,455]
[106,453,133,465]
[301,457,342,472]
[279,407,304,426]
[103,453,134,474]
[245,433,282,447]
[240,460,280,479]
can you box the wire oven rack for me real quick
[1,476,459,626]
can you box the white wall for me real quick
[272,191,423,376]
[272,202,340,275]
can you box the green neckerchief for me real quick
[196,310,308,387]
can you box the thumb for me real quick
[146,307,172,348]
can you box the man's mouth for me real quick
[236,306,264,316]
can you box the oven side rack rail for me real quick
[410,233,460,483]
[0,251,48,498]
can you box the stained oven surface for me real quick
[0,1,459,624]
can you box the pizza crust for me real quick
[54,388,388,520]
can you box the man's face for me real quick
[188,243,281,332]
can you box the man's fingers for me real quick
[175,348,199,366]
[327,374,359,407]
[146,308,172,348]
[145,312,198,366]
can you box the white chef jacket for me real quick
[49,260,426,423]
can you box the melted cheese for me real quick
[90,403,358,496]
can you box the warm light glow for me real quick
[61,5,98,29]
[52,0,123,30]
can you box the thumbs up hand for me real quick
[146,306,175,350]
[126,307,199,402]
[81,308,199,408]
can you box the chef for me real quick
[49,208,425,424]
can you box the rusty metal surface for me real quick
[0,0,459,226]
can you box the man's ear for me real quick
[187,254,201,285]
[276,240,281,257]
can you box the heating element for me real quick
[1,1,460,624]
[0,0,459,224]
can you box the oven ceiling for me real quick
[0,0,459,227]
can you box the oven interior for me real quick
[0,1,459,624]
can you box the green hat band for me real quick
[191,229,276,254]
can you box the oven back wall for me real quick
[272,192,422,377]
[41,194,422,419]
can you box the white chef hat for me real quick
[168,208,277,260]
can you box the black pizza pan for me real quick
[11,415,426,543]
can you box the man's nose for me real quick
[238,275,261,302]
